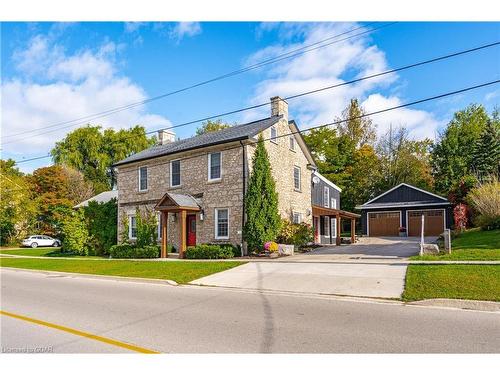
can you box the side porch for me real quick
[311,205,361,246]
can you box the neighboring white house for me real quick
[74,190,118,208]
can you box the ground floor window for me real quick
[331,217,336,238]
[323,217,330,236]
[215,208,229,239]
[292,212,302,224]
[129,215,137,239]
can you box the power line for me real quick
[12,79,500,167]
[2,22,395,141]
[5,40,499,150]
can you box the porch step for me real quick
[167,253,179,259]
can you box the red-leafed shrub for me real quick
[453,203,469,232]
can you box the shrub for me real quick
[277,220,314,247]
[110,244,160,259]
[83,198,117,256]
[135,207,158,248]
[468,177,500,230]
[60,209,90,255]
[206,243,241,257]
[185,244,234,259]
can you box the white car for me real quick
[21,235,61,248]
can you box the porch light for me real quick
[306,209,311,216]
[171,213,177,222]
[199,210,205,221]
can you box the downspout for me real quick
[240,140,247,256]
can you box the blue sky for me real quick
[1,21,499,172]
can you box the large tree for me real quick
[30,165,75,235]
[243,136,281,252]
[51,125,156,192]
[431,104,491,194]
[375,126,434,194]
[0,159,37,244]
[195,119,231,136]
[471,119,500,178]
[337,98,377,148]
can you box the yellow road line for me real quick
[0,310,159,354]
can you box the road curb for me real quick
[407,298,500,312]
[0,267,178,286]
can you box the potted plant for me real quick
[398,227,407,237]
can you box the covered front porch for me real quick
[155,192,201,259]
[312,205,361,246]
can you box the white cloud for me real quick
[245,22,440,141]
[2,34,172,159]
[485,89,499,101]
[124,22,146,33]
[169,22,202,41]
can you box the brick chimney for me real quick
[270,96,288,120]
[157,129,176,145]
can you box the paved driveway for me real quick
[191,237,426,298]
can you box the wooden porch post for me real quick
[161,211,168,258]
[179,210,187,258]
[336,214,341,246]
[351,218,356,244]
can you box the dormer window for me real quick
[270,126,278,143]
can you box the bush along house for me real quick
[113,97,327,258]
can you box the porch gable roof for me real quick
[155,192,201,212]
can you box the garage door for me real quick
[368,212,400,236]
[408,210,445,236]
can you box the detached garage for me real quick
[356,183,452,237]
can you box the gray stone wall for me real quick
[117,143,245,249]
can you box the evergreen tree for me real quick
[472,120,500,178]
[243,136,281,252]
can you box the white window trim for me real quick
[323,216,330,237]
[331,217,337,238]
[323,187,330,208]
[157,213,162,239]
[331,197,337,209]
[129,215,137,240]
[289,136,296,151]
[208,152,222,182]
[293,166,301,191]
[214,208,230,240]
[292,211,303,224]
[270,126,278,144]
[170,159,181,187]
[138,166,148,192]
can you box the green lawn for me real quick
[403,264,500,301]
[410,228,500,261]
[0,247,104,258]
[0,257,244,284]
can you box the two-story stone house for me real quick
[114,97,320,257]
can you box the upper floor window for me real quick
[331,198,337,209]
[138,166,148,191]
[293,166,301,191]
[170,160,181,187]
[289,136,295,151]
[270,126,278,143]
[208,152,222,181]
[129,215,137,239]
[215,208,229,239]
[323,186,330,208]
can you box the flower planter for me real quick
[399,232,407,237]
[278,244,294,256]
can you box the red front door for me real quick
[187,215,196,246]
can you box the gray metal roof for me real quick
[114,116,281,167]
[355,201,451,210]
[74,190,118,208]
[168,193,201,209]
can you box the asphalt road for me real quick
[1,268,499,353]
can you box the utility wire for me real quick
[2,22,395,140]
[11,79,500,167]
[4,40,499,150]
